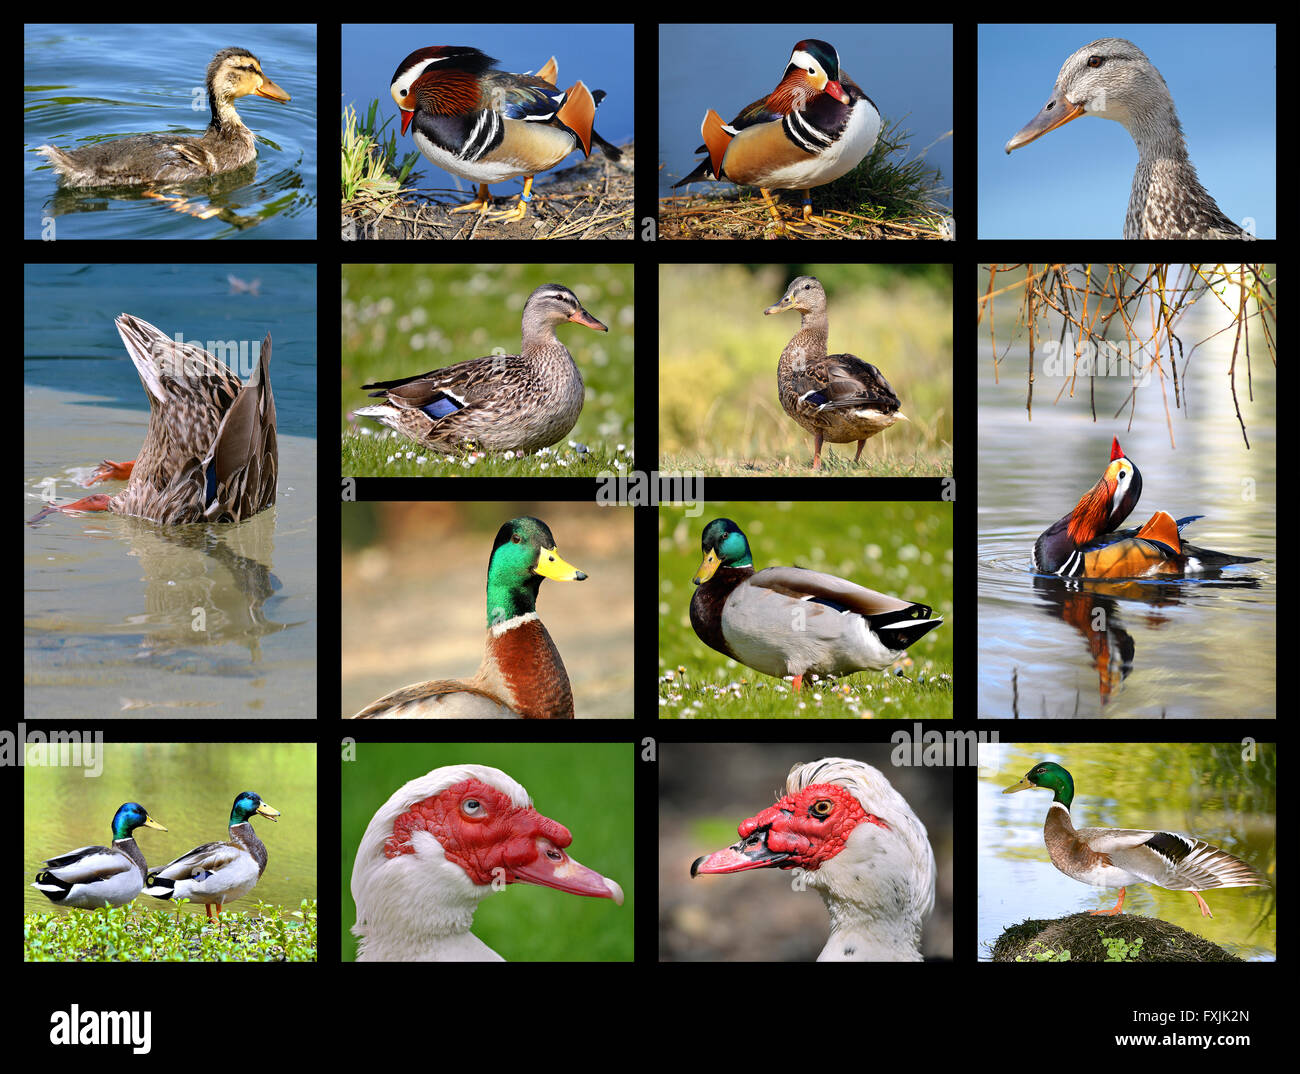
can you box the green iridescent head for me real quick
[484,517,587,628]
[693,518,754,585]
[111,802,167,840]
[1003,761,1075,807]
[229,791,280,827]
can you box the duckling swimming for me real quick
[37,47,290,188]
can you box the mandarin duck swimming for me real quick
[1003,761,1267,918]
[1004,38,1256,239]
[38,48,290,188]
[353,284,605,454]
[390,46,621,222]
[29,313,277,526]
[673,39,880,236]
[690,518,942,692]
[764,276,906,469]
[1031,437,1258,579]
[352,517,587,719]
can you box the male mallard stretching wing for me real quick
[1003,761,1267,917]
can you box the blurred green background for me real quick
[659,501,953,717]
[341,742,633,961]
[658,263,952,473]
[342,263,635,455]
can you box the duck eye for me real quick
[812,799,833,817]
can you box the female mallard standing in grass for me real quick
[143,792,279,920]
[764,276,906,470]
[354,284,606,454]
[352,517,588,718]
[29,313,276,525]
[1003,761,1267,917]
[690,518,942,692]
[32,802,168,909]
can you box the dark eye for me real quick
[1088,55,1104,68]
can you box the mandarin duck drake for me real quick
[352,517,587,719]
[38,48,290,188]
[390,46,621,222]
[29,313,277,526]
[764,275,906,469]
[353,284,605,454]
[673,39,880,236]
[143,792,280,920]
[1003,761,1267,918]
[1031,437,1259,579]
[1005,38,1255,239]
[692,758,936,961]
[32,803,168,910]
[690,518,942,692]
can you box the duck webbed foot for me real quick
[29,494,113,523]
[449,183,497,215]
[485,176,535,222]
[85,458,135,485]
[1088,886,1127,916]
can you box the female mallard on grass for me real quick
[37,47,291,188]
[673,39,880,236]
[29,313,277,525]
[1003,761,1267,917]
[764,276,906,470]
[354,284,605,455]
[1005,38,1255,239]
[32,802,168,909]
[689,518,942,692]
[143,792,279,920]
[390,47,621,221]
[353,516,587,718]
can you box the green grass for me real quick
[659,501,953,718]
[658,263,951,471]
[341,431,634,477]
[342,263,634,477]
[24,900,317,962]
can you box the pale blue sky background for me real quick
[342,24,633,201]
[660,24,953,208]
[979,24,1276,239]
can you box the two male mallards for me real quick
[38,47,291,188]
[354,284,605,454]
[353,517,587,718]
[1005,38,1256,239]
[1003,761,1267,917]
[32,802,168,909]
[690,518,942,692]
[143,791,279,919]
[29,313,277,525]
[765,276,905,470]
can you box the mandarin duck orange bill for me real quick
[1031,437,1259,579]
[672,39,880,236]
[390,46,621,222]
